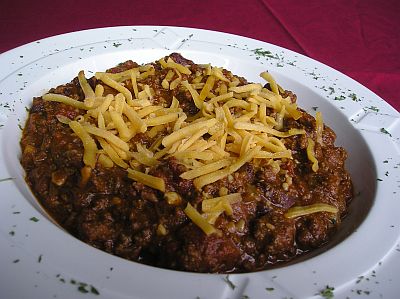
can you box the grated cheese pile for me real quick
[43,55,331,235]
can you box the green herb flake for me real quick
[90,286,100,295]
[319,285,334,299]
[78,285,89,294]
[380,128,392,137]
[383,160,389,163]
[253,48,271,56]
[38,254,43,263]
[13,211,21,214]
[334,95,346,101]
[251,48,279,59]
[266,287,275,291]
[9,231,15,236]
[113,42,122,48]
[30,217,39,222]
[328,87,335,95]
[241,295,250,299]
[348,93,360,102]
[309,71,319,80]
[367,106,379,112]
[223,275,236,290]
[13,259,20,263]
[0,177,14,183]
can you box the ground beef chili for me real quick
[20,53,353,273]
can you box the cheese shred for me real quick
[184,203,217,235]
[284,203,338,218]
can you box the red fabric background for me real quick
[0,0,399,111]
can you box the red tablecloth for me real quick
[1,0,399,111]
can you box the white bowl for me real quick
[0,26,399,299]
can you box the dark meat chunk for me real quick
[106,60,139,73]
[253,213,296,263]
[295,213,335,249]
[176,224,241,273]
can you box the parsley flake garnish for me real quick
[380,128,392,137]
[253,48,271,56]
[319,285,334,299]
[367,106,379,112]
[30,216,39,222]
[90,286,100,295]
[349,93,360,102]
[13,259,20,263]
[266,287,275,291]
[223,275,236,290]
[0,177,14,183]
[78,285,88,293]
[76,283,100,295]
[112,42,122,48]
[334,95,346,101]
[251,48,279,59]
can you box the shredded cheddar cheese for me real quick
[284,203,338,218]
[127,168,165,192]
[69,121,97,168]
[315,111,324,145]
[44,55,328,235]
[184,203,217,235]
[307,138,319,172]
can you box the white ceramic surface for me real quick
[0,26,399,299]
